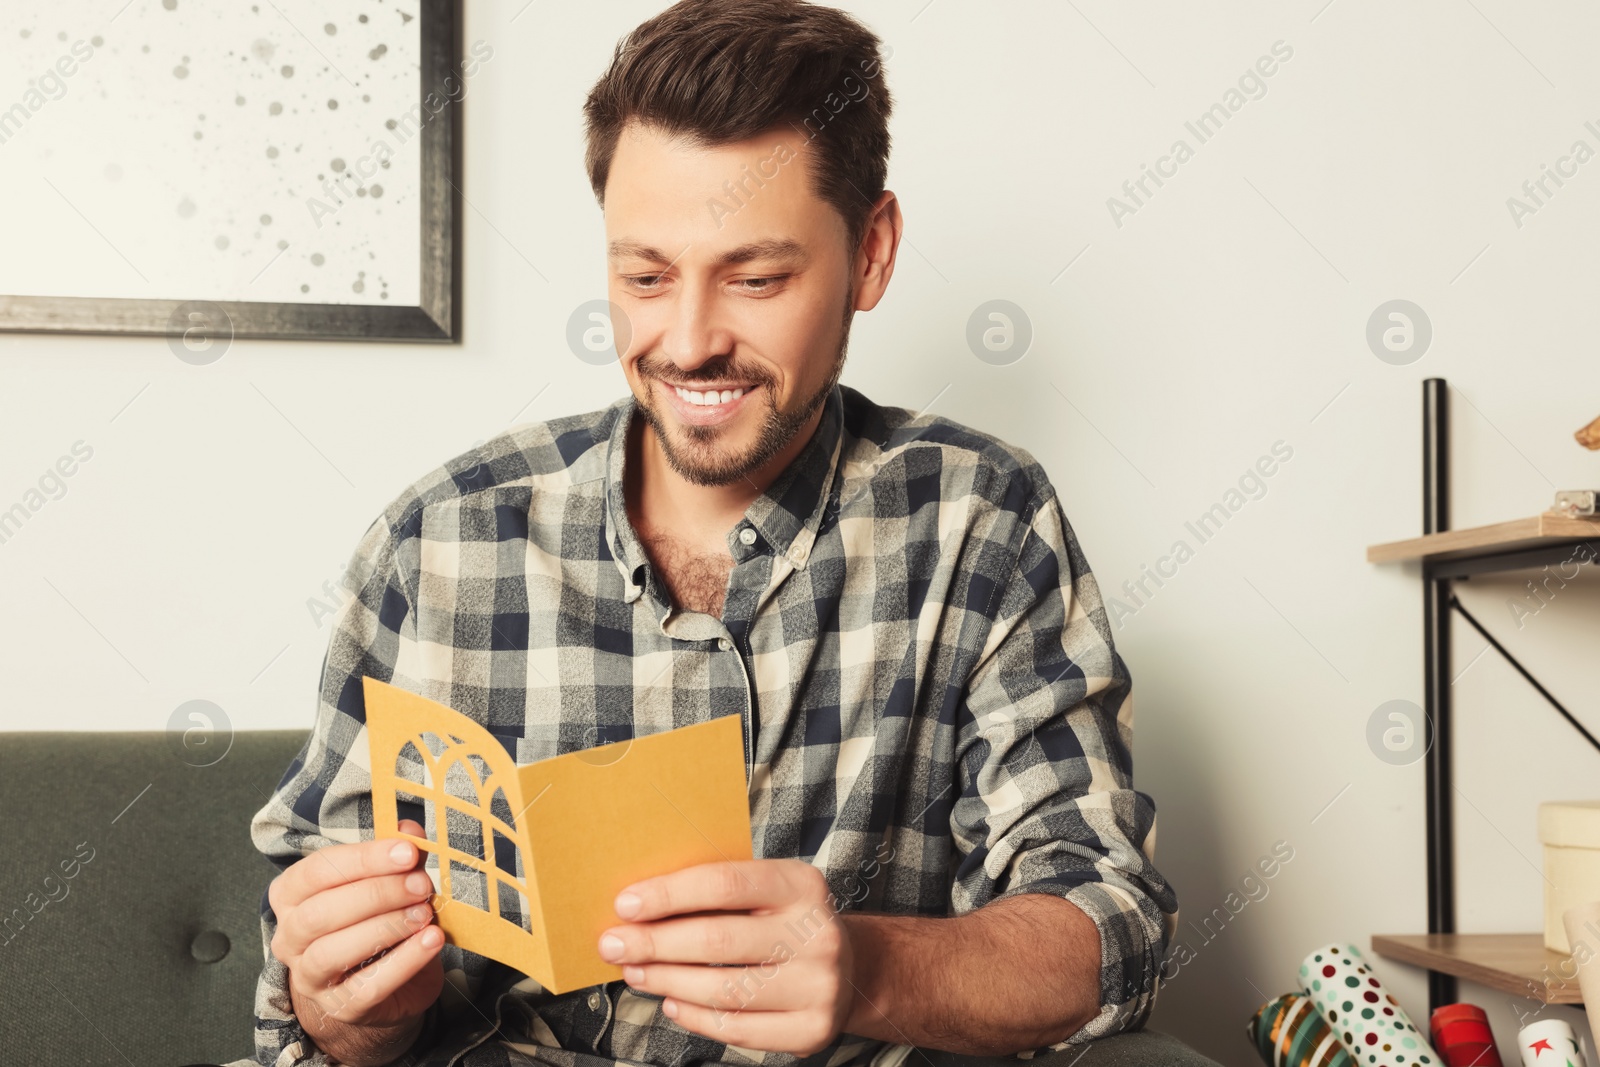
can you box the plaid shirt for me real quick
[238,382,1178,1067]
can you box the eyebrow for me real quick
[607,238,808,267]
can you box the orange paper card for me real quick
[362,676,754,993]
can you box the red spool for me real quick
[1430,1004,1503,1067]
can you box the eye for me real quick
[621,273,666,292]
[733,274,790,293]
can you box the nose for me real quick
[657,277,731,374]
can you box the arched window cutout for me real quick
[488,787,514,831]
[497,879,532,934]
[436,751,499,797]
[415,731,449,760]
[417,793,438,850]
[440,753,480,800]
[445,804,485,863]
[448,858,487,910]
[463,752,493,786]
[392,740,432,801]
[491,827,521,879]
[396,796,426,833]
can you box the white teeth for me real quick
[673,385,747,406]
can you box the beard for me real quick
[633,294,853,488]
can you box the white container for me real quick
[1539,801,1600,954]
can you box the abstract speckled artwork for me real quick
[0,0,423,307]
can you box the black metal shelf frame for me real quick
[1418,377,1600,1011]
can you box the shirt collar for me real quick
[603,384,845,603]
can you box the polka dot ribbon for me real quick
[1299,943,1441,1067]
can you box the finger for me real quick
[295,899,438,990]
[616,860,811,922]
[600,914,782,965]
[623,962,812,1012]
[273,827,428,912]
[662,997,828,1056]
[277,868,437,958]
[313,922,445,1025]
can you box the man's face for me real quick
[603,119,856,487]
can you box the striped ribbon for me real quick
[1249,993,1358,1067]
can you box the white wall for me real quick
[3,2,1598,1063]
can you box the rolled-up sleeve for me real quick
[245,514,438,1066]
[950,485,1178,1051]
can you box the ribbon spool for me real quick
[1429,1004,1502,1067]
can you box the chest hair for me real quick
[639,531,735,617]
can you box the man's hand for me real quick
[268,818,445,1067]
[598,859,854,1056]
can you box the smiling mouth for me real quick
[654,378,763,425]
[668,383,756,406]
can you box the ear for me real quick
[851,191,903,313]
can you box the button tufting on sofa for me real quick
[0,728,311,1066]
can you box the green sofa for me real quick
[0,730,1222,1067]
[0,729,308,1067]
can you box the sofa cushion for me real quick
[0,729,309,1067]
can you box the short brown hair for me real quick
[582,0,893,252]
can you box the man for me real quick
[243,2,1198,1066]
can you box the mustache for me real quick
[637,358,770,387]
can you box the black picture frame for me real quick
[0,0,460,344]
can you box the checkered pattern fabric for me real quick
[241,382,1179,1067]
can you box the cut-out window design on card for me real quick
[363,676,756,994]
[374,716,535,965]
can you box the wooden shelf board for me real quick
[1367,514,1600,564]
[1371,933,1582,1004]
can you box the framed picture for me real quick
[0,0,460,343]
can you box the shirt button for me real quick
[789,542,808,563]
[717,638,732,652]
[587,991,603,1011]
[738,527,757,546]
